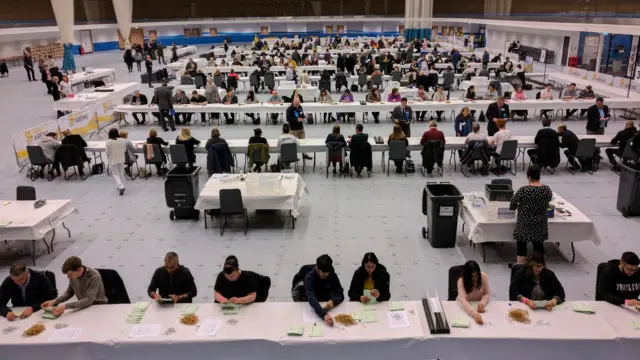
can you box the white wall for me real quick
[90,28,117,43]
[485,25,580,66]
[286,23,307,33]
[217,24,261,34]
[382,22,399,32]
[363,23,382,33]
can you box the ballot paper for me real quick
[387,302,404,311]
[631,320,640,330]
[533,300,548,309]
[572,302,595,314]
[363,290,378,305]
[129,324,161,338]
[363,311,378,323]
[196,319,221,337]
[360,303,377,312]
[287,325,304,336]
[309,324,324,337]
[450,317,470,328]
[221,304,240,315]
[387,310,410,328]
[42,312,60,320]
[302,307,319,323]
[48,328,82,342]
[0,220,12,227]
[181,304,199,315]
[126,302,150,324]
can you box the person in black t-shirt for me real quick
[213,256,257,304]
[249,128,268,145]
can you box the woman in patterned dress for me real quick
[509,165,553,265]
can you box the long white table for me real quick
[548,72,640,99]
[54,82,139,111]
[0,199,76,265]
[195,173,308,226]
[460,192,600,262]
[115,98,640,116]
[166,58,207,72]
[0,301,637,360]
[175,45,197,58]
[67,68,116,90]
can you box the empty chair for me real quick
[318,80,331,92]
[213,75,223,87]
[264,72,276,90]
[96,268,131,304]
[219,188,248,235]
[26,145,53,181]
[16,186,36,200]
[566,138,597,174]
[180,76,194,85]
[492,139,518,176]
[387,140,408,177]
[447,265,464,301]
[279,142,301,172]
[194,75,205,89]
[442,72,456,93]
[169,144,189,167]
[391,71,402,83]
[249,73,260,92]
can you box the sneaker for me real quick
[303,154,313,160]
[119,188,125,196]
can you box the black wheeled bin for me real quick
[165,166,201,220]
[617,163,640,217]
[421,182,464,248]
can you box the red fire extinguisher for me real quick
[80,46,85,55]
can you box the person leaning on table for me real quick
[348,252,391,304]
[509,165,553,264]
[457,260,490,325]
[0,262,56,321]
[486,96,510,137]
[509,251,565,311]
[391,97,413,137]
[305,254,344,327]
[41,256,107,317]
[286,97,312,160]
[148,252,197,304]
[131,90,148,125]
[214,256,257,305]
[598,251,640,307]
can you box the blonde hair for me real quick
[149,128,157,137]
[119,130,129,139]
[178,128,192,141]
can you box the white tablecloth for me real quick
[0,200,77,240]
[166,58,207,72]
[194,173,308,216]
[0,301,636,360]
[459,80,514,94]
[67,68,116,88]
[176,46,197,58]
[54,82,139,111]
[460,192,601,245]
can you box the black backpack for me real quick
[350,84,359,92]
[92,163,104,175]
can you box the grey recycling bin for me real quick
[165,166,201,221]
[422,182,464,248]
[617,163,640,217]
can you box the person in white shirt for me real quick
[300,69,309,86]
[59,75,73,97]
[276,123,300,147]
[489,118,512,154]
[105,128,127,196]
[431,86,447,121]
[465,123,488,144]
[539,83,554,120]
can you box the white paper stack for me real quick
[127,302,150,324]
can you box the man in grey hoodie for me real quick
[41,256,107,317]
[38,132,61,178]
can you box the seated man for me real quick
[420,120,446,146]
[598,252,640,307]
[61,129,89,175]
[41,256,107,317]
[148,252,197,303]
[171,89,191,125]
[190,90,208,124]
[304,254,344,327]
[348,124,370,175]
[214,255,257,305]
[527,118,558,164]
[131,90,148,124]
[606,120,637,171]
[557,124,580,171]
[0,262,57,321]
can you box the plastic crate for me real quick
[485,184,513,202]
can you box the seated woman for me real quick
[338,89,355,123]
[387,87,401,102]
[205,128,227,150]
[509,251,565,311]
[366,87,382,123]
[245,90,260,125]
[175,128,200,167]
[457,260,490,324]
[146,128,169,176]
[325,125,347,174]
[388,124,409,174]
[348,252,390,303]
[214,256,257,305]
[511,86,528,120]
[319,88,336,123]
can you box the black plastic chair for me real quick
[372,74,383,90]
[219,189,248,235]
[510,264,524,282]
[462,146,490,177]
[387,140,408,177]
[280,142,301,172]
[227,76,238,91]
[180,76,194,85]
[43,270,58,297]
[26,145,53,181]
[169,144,189,166]
[391,71,402,83]
[213,75,223,88]
[124,151,139,180]
[249,73,260,92]
[16,186,36,200]
[143,143,166,178]
[194,76,205,89]
[264,72,276,90]
[57,144,89,180]
[358,73,368,91]
[244,270,271,302]
[595,261,616,301]
[447,265,464,301]
[566,138,597,174]
[96,268,131,304]
[291,264,315,302]
[420,140,444,177]
[326,142,346,178]
[493,140,518,176]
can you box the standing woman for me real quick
[348,252,391,303]
[457,260,490,324]
[123,48,134,73]
[61,43,76,73]
[509,165,553,265]
[105,128,127,195]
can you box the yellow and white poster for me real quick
[58,106,98,137]
[96,98,122,128]
[12,121,61,167]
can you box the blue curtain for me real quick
[404,29,432,41]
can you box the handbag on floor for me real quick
[91,163,104,175]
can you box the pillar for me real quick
[112,0,133,48]
[50,0,75,43]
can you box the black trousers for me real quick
[147,70,153,87]
[158,55,165,64]
[25,67,35,81]
[133,113,146,124]
[136,61,142,71]
[399,122,411,137]
[158,109,175,130]
[517,241,545,257]
[224,113,235,124]
[176,113,192,124]
[565,109,577,118]
[416,111,426,121]
[605,148,621,167]
[126,63,133,72]
[527,149,538,164]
